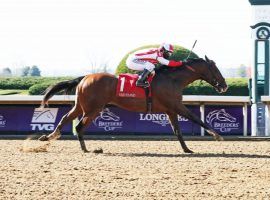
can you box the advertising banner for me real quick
[134,106,201,135]
[0,104,251,136]
[0,105,72,134]
[85,106,201,135]
[205,106,251,135]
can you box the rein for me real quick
[184,60,219,87]
[156,59,218,87]
[185,65,196,72]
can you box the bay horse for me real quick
[39,55,228,153]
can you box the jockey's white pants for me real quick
[126,56,155,72]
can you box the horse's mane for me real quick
[155,57,205,74]
[186,58,205,65]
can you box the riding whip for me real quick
[186,40,197,60]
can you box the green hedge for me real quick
[28,82,55,95]
[0,77,39,89]
[0,77,72,90]
[116,44,198,75]
[0,77,249,96]
[183,78,249,96]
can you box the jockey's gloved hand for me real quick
[182,59,187,65]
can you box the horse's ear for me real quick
[205,55,210,62]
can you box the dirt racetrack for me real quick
[0,139,269,200]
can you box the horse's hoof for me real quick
[38,135,48,141]
[184,149,194,154]
[93,148,103,154]
[215,135,224,141]
[83,149,90,153]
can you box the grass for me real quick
[0,90,29,95]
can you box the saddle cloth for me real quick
[116,73,154,98]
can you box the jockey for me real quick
[126,43,184,88]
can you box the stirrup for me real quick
[136,80,149,88]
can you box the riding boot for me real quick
[136,69,151,88]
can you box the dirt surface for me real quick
[0,140,269,200]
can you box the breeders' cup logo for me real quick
[30,108,58,131]
[0,115,6,128]
[93,108,123,131]
[206,109,239,133]
[139,114,188,126]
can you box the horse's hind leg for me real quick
[167,112,193,153]
[75,110,101,153]
[39,104,82,141]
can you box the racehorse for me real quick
[39,56,228,153]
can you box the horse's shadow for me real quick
[104,152,270,159]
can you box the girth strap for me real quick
[144,87,152,113]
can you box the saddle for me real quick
[116,73,154,112]
[116,73,154,98]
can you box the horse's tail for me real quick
[41,76,85,108]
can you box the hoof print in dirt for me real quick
[93,148,103,154]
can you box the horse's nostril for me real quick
[220,86,228,93]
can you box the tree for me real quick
[115,44,199,75]
[86,56,110,74]
[29,65,41,76]
[20,66,30,77]
[2,68,12,76]
[237,64,247,78]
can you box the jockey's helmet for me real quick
[159,43,174,59]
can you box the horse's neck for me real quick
[175,66,201,88]
[156,64,202,88]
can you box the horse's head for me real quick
[188,56,228,93]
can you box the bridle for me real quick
[205,60,220,87]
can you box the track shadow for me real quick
[104,152,270,159]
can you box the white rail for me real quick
[0,95,76,104]
[0,95,250,104]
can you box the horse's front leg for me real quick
[75,109,101,153]
[175,104,223,141]
[167,112,193,153]
[75,116,89,153]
